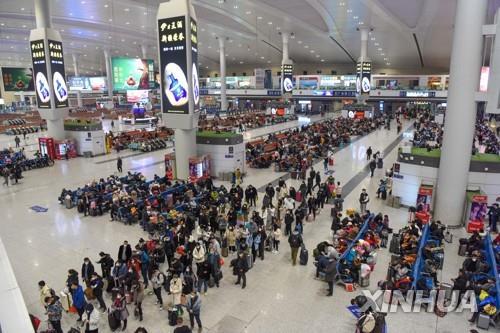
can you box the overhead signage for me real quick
[48,40,68,108]
[282,64,294,93]
[356,61,371,95]
[112,57,155,91]
[191,17,199,111]
[30,40,51,109]
[309,90,356,97]
[399,91,436,98]
[68,76,91,91]
[267,90,281,96]
[89,77,107,91]
[158,15,189,114]
[1,67,34,92]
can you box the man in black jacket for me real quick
[265,184,275,207]
[96,252,114,278]
[235,252,248,289]
[90,272,106,311]
[288,230,303,266]
[118,241,132,263]
[81,258,95,285]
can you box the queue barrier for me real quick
[485,234,500,309]
[410,224,430,290]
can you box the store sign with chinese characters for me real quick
[48,40,68,108]
[30,39,51,109]
[158,16,189,114]
[282,64,294,93]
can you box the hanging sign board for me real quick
[30,40,51,109]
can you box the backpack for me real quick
[357,312,376,333]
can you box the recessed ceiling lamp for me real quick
[316,55,320,58]
[339,2,345,6]
[246,11,251,14]
[0,23,4,26]
[378,47,382,51]
[260,56,265,59]
[371,37,376,41]
[321,59,325,62]
[218,0,224,3]
[81,0,86,4]
[104,4,109,8]
[386,62,391,65]
[310,50,315,53]
[383,58,388,61]
[347,9,352,13]
[268,22,272,25]
[20,7,25,11]
[240,61,244,64]
[22,24,26,28]
[121,39,125,42]
[257,16,263,20]
[297,40,302,44]
[109,18,113,22]
[144,12,148,15]
[234,5,238,9]
[124,8,130,12]
[126,22,130,25]
[374,42,379,46]
[381,53,385,56]
[359,21,364,25]
[304,45,309,48]
[353,16,359,19]
[267,60,271,63]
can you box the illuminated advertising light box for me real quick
[356,61,371,95]
[48,40,69,108]
[112,57,155,91]
[89,77,107,91]
[1,67,34,92]
[30,40,51,109]
[480,66,489,92]
[68,76,91,91]
[127,90,149,103]
[298,76,319,89]
[191,17,199,111]
[158,16,190,114]
[282,64,294,93]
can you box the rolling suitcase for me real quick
[65,197,73,209]
[108,310,120,331]
[439,282,453,302]
[389,234,400,254]
[221,247,229,257]
[246,253,253,270]
[59,291,72,312]
[477,313,490,330]
[458,244,467,256]
[377,158,383,169]
[299,246,308,265]
[435,253,444,270]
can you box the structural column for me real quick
[103,49,113,98]
[281,32,290,63]
[434,0,487,226]
[218,37,227,112]
[141,44,147,59]
[359,27,369,62]
[34,0,51,28]
[72,54,83,108]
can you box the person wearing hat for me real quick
[44,295,64,333]
[82,303,100,333]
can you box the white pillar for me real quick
[46,118,65,139]
[174,128,197,180]
[103,49,113,98]
[141,45,147,59]
[72,54,83,108]
[34,0,51,29]
[434,0,487,226]
[281,32,290,63]
[218,37,227,112]
[359,27,369,62]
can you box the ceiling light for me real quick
[121,39,125,42]
[124,8,130,11]
[233,5,238,9]
[240,61,244,64]
[104,4,109,8]
[386,62,391,65]
[297,40,302,44]
[108,18,113,22]
[304,45,309,48]
[267,60,271,63]
[260,56,265,59]
[141,25,145,28]
[20,7,25,11]
[257,16,263,20]
[0,23,4,26]
[381,53,385,56]
[206,66,209,69]
[133,41,137,44]
[108,36,112,39]
[126,22,130,25]
[83,54,87,57]
[69,12,73,16]
[321,59,325,62]
[246,11,251,14]
[347,9,352,13]
[378,47,382,51]
[316,55,320,58]
[22,24,26,28]
[81,0,86,3]
[353,16,359,19]
[144,12,148,15]
[371,37,376,41]
[310,50,315,53]
[359,21,364,25]
[6,36,10,39]
[383,57,388,61]
[268,22,273,25]
[374,42,379,46]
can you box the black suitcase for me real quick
[458,244,467,256]
[389,234,400,254]
[106,277,115,293]
[377,158,383,169]
[168,307,178,326]
[300,246,308,265]
[108,310,120,331]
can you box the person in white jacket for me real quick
[272,226,282,253]
[82,303,100,333]
[170,274,183,313]
[193,242,206,274]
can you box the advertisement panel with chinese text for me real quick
[1,67,34,92]
[30,40,51,109]
[111,57,155,91]
[48,39,69,108]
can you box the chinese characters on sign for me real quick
[30,39,51,109]
[356,61,371,95]
[48,40,69,108]
[282,64,294,94]
[158,16,190,114]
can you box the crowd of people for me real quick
[247,117,385,170]
[198,112,297,133]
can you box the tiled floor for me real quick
[0,116,478,333]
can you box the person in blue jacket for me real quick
[138,249,150,289]
[70,281,87,323]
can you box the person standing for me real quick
[131,280,145,322]
[81,257,95,286]
[185,290,202,331]
[14,135,20,148]
[369,159,377,177]
[324,257,338,296]
[45,295,64,333]
[359,189,370,214]
[90,273,106,311]
[117,156,123,173]
[336,181,342,199]
[488,203,499,233]
[366,146,372,160]
[235,252,248,289]
[96,252,114,279]
[151,269,164,310]
[118,241,132,263]
[38,280,53,309]
[288,229,303,266]
[111,292,129,331]
[170,274,183,312]
[71,282,87,323]
[272,225,281,254]
[81,303,100,333]
[197,260,210,295]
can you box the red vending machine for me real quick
[188,155,211,183]
[54,139,77,160]
[38,137,56,160]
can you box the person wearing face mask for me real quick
[131,280,145,322]
[192,241,206,274]
[82,303,100,333]
[207,248,222,288]
[81,258,95,286]
[70,281,87,323]
[150,268,165,310]
[234,251,249,289]
[45,295,64,333]
[90,272,106,311]
[463,255,480,273]
[170,274,184,314]
[112,261,127,289]
[111,291,129,331]
[118,241,132,263]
